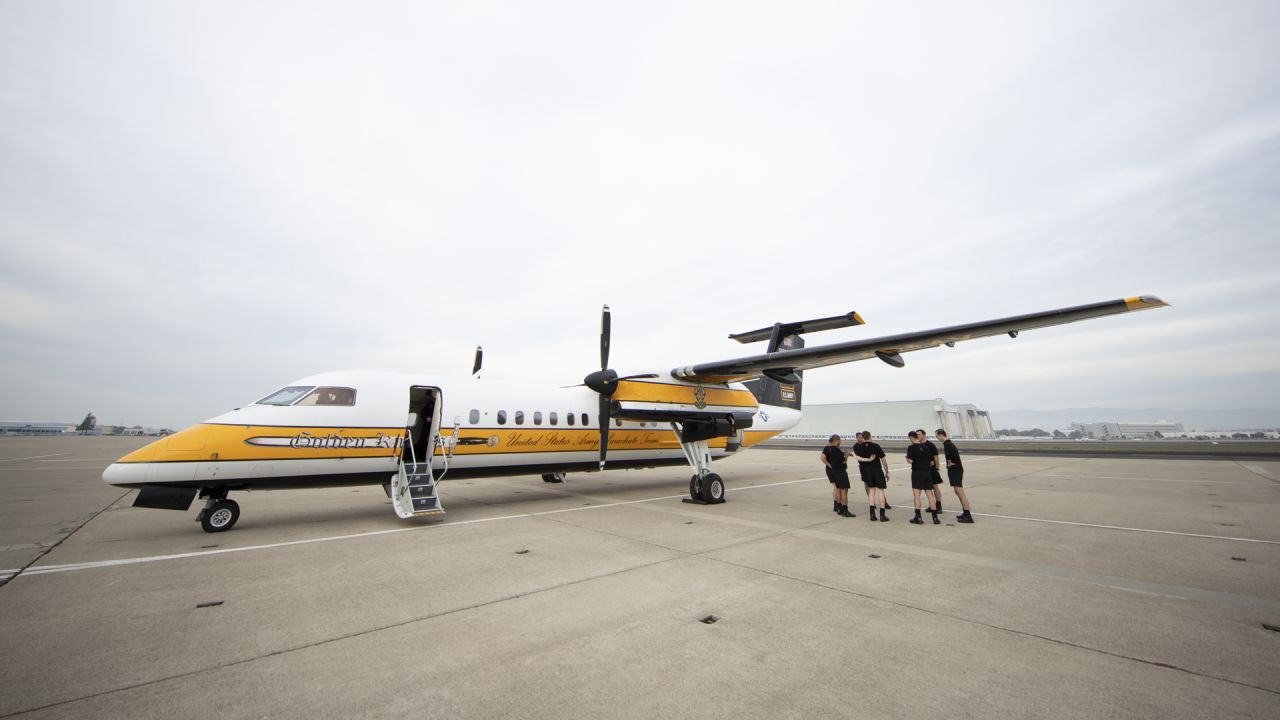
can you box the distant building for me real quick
[782,399,995,440]
[0,422,76,435]
[1070,421,1185,439]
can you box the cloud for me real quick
[1,1,1278,428]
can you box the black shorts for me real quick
[948,467,964,487]
[863,471,887,490]
[931,468,943,485]
[826,467,851,489]
[911,469,934,490]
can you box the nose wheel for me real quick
[689,473,724,503]
[198,498,240,533]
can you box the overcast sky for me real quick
[2,1,1278,429]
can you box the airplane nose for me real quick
[102,462,149,487]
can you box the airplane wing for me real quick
[671,295,1169,383]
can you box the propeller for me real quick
[472,346,483,378]
[581,305,657,469]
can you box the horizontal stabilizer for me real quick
[729,311,866,351]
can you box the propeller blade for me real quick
[600,304,611,370]
[472,346,483,377]
[615,373,659,381]
[598,394,611,470]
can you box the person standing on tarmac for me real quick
[936,429,975,523]
[853,430,890,521]
[905,431,940,524]
[919,428,944,512]
[820,434,856,517]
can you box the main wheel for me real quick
[201,499,240,533]
[689,475,701,500]
[699,473,724,503]
[542,472,565,483]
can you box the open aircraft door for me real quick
[390,386,446,518]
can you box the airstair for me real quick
[391,431,444,518]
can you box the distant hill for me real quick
[988,408,1280,432]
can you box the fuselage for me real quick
[102,370,802,491]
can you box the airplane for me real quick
[103,296,1169,532]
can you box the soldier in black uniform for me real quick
[919,428,944,512]
[820,434,855,517]
[905,431,940,524]
[936,429,974,523]
[853,430,890,521]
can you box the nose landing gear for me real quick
[197,489,240,533]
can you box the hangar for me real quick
[780,399,995,440]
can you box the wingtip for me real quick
[1124,295,1170,310]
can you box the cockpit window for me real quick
[294,387,357,406]
[257,386,316,405]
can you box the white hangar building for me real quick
[781,399,996,440]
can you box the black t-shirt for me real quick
[906,443,932,472]
[855,441,886,477]
[924,440,940,462]
[822,445,847,469]
[852,441,871,476]
[943,439,962,468]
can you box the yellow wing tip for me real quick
[1124,295,1169,310]
[852,311,866,325]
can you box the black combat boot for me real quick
[910,509,923,525]
[879,507,889,522]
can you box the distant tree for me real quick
[1152,431,1164,439]
[76,413,97,433]
[1250,432,1266,439]
[1052,429,1066,439]
[1029,428,1050,437]
[1231,433,1248,439]
[1067,430,1085,440]
[110,425,125,435]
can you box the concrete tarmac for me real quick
[0,437,1278,719]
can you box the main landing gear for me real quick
[541,472,566,483]
[197,488,240,533]
[673,422,727,504]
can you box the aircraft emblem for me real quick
[693,386,707,409]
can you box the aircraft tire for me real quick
[689,475,701,500]
[542,473,565,483]
[201,499,240,533]
[699,473,724,503]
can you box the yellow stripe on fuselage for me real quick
[437,427,728,454]
[741,430,782,448]
[117,424,406,463]
[116,423,731,464]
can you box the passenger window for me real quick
[469,409,480,424]
[581,413,589,426]
[567,412,575,426]
[515,411,524,425]
[294,386,357,406]
[534,411,543,425]
[550,412,558,426]
[497,410,507,425]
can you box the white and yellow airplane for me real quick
[104,296,1168,532]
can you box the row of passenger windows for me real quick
[465,409,657,428]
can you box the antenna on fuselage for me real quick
[472,346,483,379]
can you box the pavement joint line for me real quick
[0,553,687,719]
[970,511,1280,544]
[0,489,133,587]
[12,455,1276,579]
[1236,461,1280,486]
[1036,473,1262,484]
[703,554,1280,698]
[0,453,70,463]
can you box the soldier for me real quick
[853,430,890,521]
[919,428,944,512]
[905,431,940,524]
[936,429,974,523]
[820,434,855,517]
